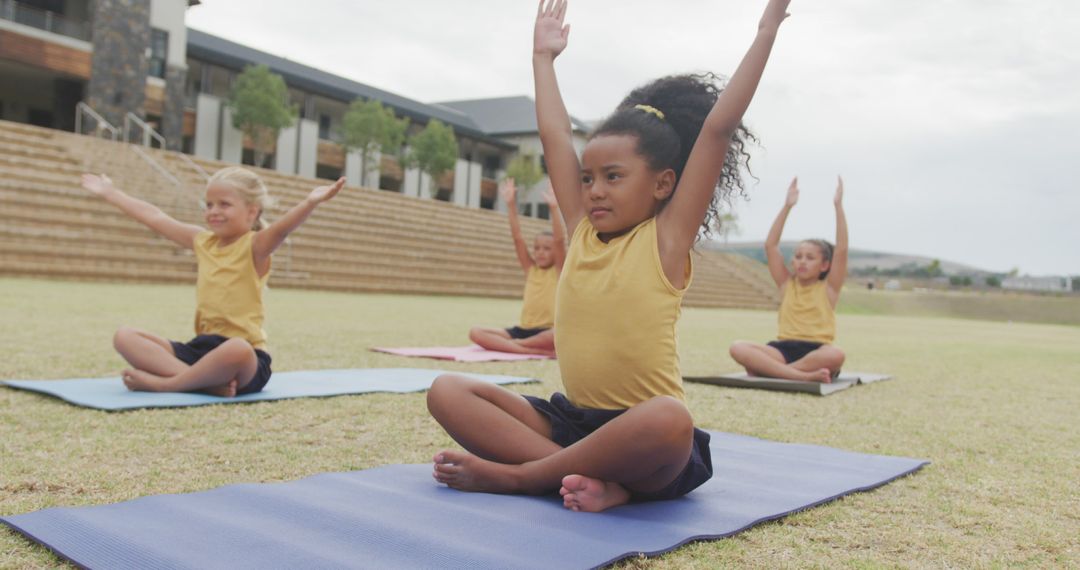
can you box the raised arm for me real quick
[544,188,567,270]
[657,0,790,263]
[765,177,797,287]
[81,174,201,248]
[533,0,585,232]
[825,176,848,301]
[252,177,345,266]
[500,179,534,271]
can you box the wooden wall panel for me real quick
[0,29,90,79]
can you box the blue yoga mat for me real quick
[1,369,535,411]
[1,432,927,569]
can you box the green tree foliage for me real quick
[505,154,544,190]
[986,276,1002,288]
[340,99,409,186]
[227,65,297,168]
[406,120,458,197]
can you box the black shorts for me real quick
[767,339,824,364]
[524,392,713,502]
[170,334,272,395]
[505,326,549,340]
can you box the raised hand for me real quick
[834,175,844,206]
[307,177,345,204]
[785,177,799,208]
[81,173,114,196]
[499,178,517,205]
[542,187,559,210]
[534,0,570,58]
[759,0,791,32]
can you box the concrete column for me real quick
[364,150,381,188]
[276,122,298,175]
[345,150,362,187]
[467,161,482,209]
[219,103,243,164]
[297,118,318,178]
[453,159,469,207]
[193,93,220,160]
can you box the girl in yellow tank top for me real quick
[468,179,565,356]
[427,0,791,513]
[729,177,849,383]
[81,167,345,397]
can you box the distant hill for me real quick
[708,241,993,277]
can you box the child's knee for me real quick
[427,374,465,412]
[219,338,256,364]
[642,396,694,440]
[112,326,138,351]
[467,327,486,343]
[728,341,749,361]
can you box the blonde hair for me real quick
[207,167,274,230]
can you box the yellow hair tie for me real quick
[634,104,665,120]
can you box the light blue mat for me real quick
[0,432,927,569]
[1,369,536,411]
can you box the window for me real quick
[148,29,169,79]
[540,155,548,174]
[537,203,550,220]
[318,115,331,140]
[483,155,501,179]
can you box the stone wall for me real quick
[86,0,150,128]
[162,64,186,149]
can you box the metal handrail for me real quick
[178,152,210,181]
[123,112,166,149]
[74,102,118,141]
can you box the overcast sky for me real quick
[187,1,1079,276]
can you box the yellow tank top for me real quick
[777,279,835,344]
[519,265,558,329]
[555,218,691,410]
[193,231,270,350]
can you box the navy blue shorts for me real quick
[767,339,824,364]
[505,326,549,340]
[524,392,713,502]
[169,334,272,395]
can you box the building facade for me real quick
[0,1,590,215]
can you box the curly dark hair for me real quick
[590,73,757,239]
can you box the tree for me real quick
[926,259,943,278]
[986,275,1002,288]
[340,99,409,186]
[717,211,741,244]
[227,65,297,169]
[505,154,544,191]
[405,120,458,197]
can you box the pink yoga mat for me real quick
[371,345,554,362]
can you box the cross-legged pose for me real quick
[81,167,344,396]
[468,179,565,356]
[729,176,849,382]
[427,0,791,512]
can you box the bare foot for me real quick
[432,450,522,493]
[802,368,832,383]
[201,378,238,398]
[559,474,630,512]
[121,368,167,392]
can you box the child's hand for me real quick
[759,0,791,32]
[834,176,844,206]
[542,187,559,210]
[307,177,345,205]
[534,0,570,59]
[499,178,517,204]
[81,173,114,196]
[785,177,799,208]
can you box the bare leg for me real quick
[113,326,188,377]
[514,329,556,357]
[729,341,831,383]
[469,327,552,356]
[432,396,694,512]
[790,345,846,377]
[427,374,559,463]
[121,338,257,395]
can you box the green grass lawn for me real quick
[1,277,1078,568]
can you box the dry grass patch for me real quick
[1,278,1077,568]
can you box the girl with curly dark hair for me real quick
[426,0,791,512]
